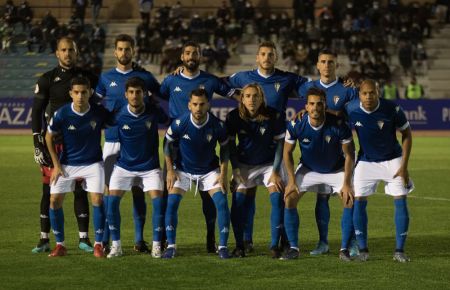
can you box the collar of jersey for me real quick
[319,78,338,88]
[71,103,91,116]
[180,70,200,79]
[115,67,133,74]
[359,100,380,114]
[127,104,145,117]
[308,115,325,131]
[190,112,209,129]
[256,68,274,79]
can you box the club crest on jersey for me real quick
[290,120,296,127]
[175,119,181,126]
[90,120,97,130]
[274,82,280,92]
[167,127,173,135]
[259,127,266,135]
[198,84,205,90]
[206,134,212,142]
[377,120,384,130]
[333,95,340,105]
[325,135,331,143]
[145,121,152,129]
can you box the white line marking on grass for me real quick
[408,195,450,202]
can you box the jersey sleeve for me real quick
[146,73,162,99]
[156,105,170,124]
[214,77,235,98]
[165,118,180,142]
[273,112,286,140]
[285,120,298,144]
[294,74,309,98]
[159,77,171,101]
[95,74,106,99]
[47,111,62,134]
[226,72,243,89]
[217,120,229,146]
[394,105,410,131]
[34,74,51,101]
[297,82,309,99]
[225,112,237,139]
[338,120,353,144]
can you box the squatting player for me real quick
[45,77,108,257]
[226,83,285,258]
[31,37,98,253]
[282,87,356,260]
[163,89,231,259]
[160,41,235,253]
[345,79,413,263]
[106,77,168,258]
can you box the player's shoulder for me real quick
[54,103,72,116]
[172,112,190,127]
[161,73,177,84]
[208,112,226,129]
[345,98,360,113]
[227,107,240,120]
[229,69,251,79]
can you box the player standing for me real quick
[282,87,356,260]
[45,77,108,257]
[31,37,97,253]
[160,41,235,253]
[163,89,231,259]
[345,79,413,262]
[95,34,161,253]
[226,83,285,258]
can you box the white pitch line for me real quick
[408,195,450,202]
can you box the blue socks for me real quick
[93,204,105,243]
[341,207,354,249]
[315,195,330,244]
[102,195,110,244]
[212,191,230,247]
[165,194,183,245]
[394,198,409,251]
[243,194,256,242]
[49,207,64,243]
[107,195,122,242]
[152,196,164,243]
[284,207,299,248]
[231,191,246,248]
[132,187,147,243]
[353,200,368,250]
[270,192,283,248]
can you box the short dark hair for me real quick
[70,76,90,89]
[115,34,135,48]
[306,87,326,102]
[125,76,145,91]
[189,88,208,100]
[318,49,337,59]
[258,41,277,52]
[56,37,77,51]
[182,41,201,54]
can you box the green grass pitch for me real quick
[0,135,449,289]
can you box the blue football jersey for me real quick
[227,69,308,113]
[165,112,228,175]
[95,67,161,142]
[226,108,285,166]
[48,103,109,166]
[345,98,409,162]
[160,71,234,119]
[114,104,167,171]
[299,79,358,112]
[286,113,353,173]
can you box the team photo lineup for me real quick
[30,33,414,263]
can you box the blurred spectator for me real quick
[72,0,87,26]
[217,1,231,22]
[41,11,58,32]
[91,0,102,24]
[27,21,44,53]
[170,1,183,19]
[88,50,102,75]
[293,0,316,26]
[413,43,428,75]
[295,43,310,75]
[405,76,424,99]
[139,0,153,26]
[382,79,400,100]
[215,42,230,73]
[202,44,216,72]
[18,1,32,31]
[4,0,17,23]
[398,41,413,76]
[91,23,105,52]
[1,20,14,53]
[435,0,449,24]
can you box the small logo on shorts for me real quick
[377,120,384,129]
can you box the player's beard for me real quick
[118,56,132,66]
[183,59,200,72]
[59,57,74,69]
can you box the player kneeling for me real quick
[282,87,356,260]
[163,89,231,259]
[106,77,168,258]
[45,77,110,258]
[226,84,286,258]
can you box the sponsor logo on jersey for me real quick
[53,77,61,82]
[259,127,266,135]
[333,95,340,105]
[302,138,311,143]
[355,121,363,127]
[325,135,331,143]
[182,134,191,140]
[109,81,118,87]
[274,82,280,92]
[145,121,152,129]
[174,86,182,92]
[377,120,384,129]
[122,124,131,130]
[206,134,212,142]
[90,120,97,130]
[68,125,76,130]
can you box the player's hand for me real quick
[33,133,51,167]
[339,183,355,208]
[394,166,410,188]
[291,109,306,121]
[217,172,229,194]
[230,168,244,193]
[166,169,179,192]
[171,66,184,75]
[50,165,64,185]
[268,171,284,193]
[284,181,299,201]
[343,77,357,88]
